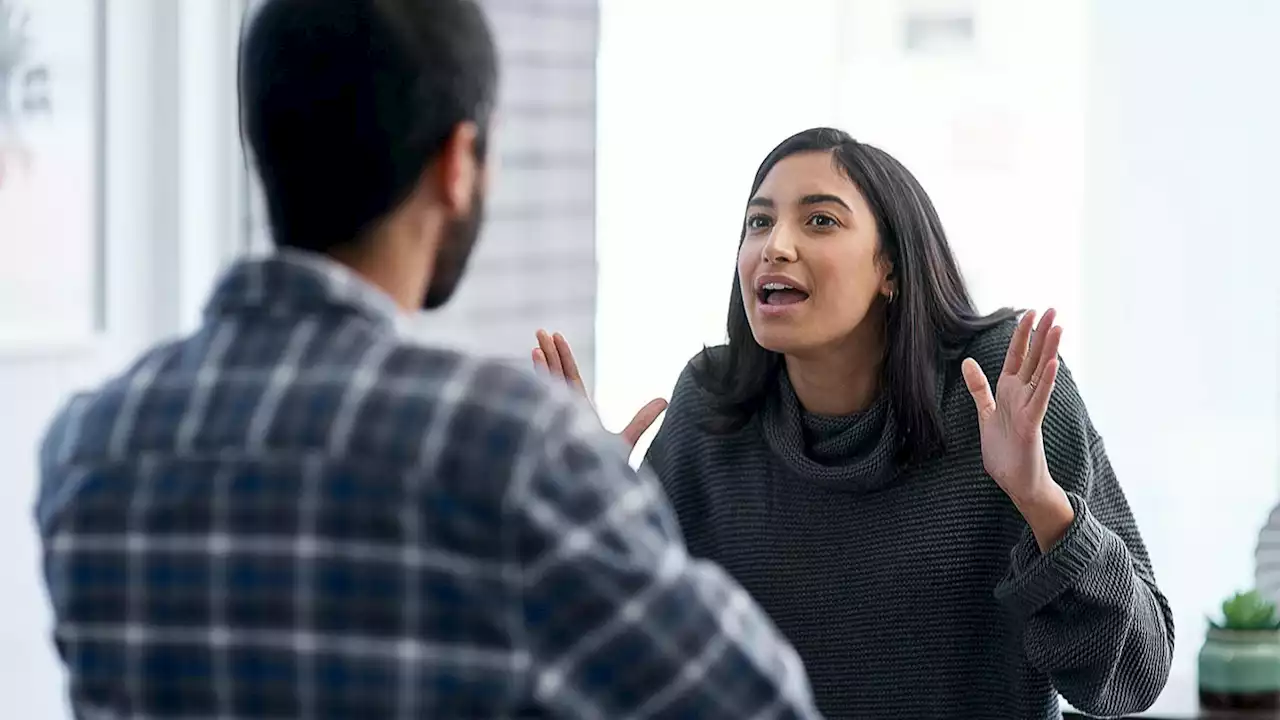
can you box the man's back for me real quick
[36,253,819,718]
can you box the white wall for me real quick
[0,1,243,716]
[1082,0,1280,682]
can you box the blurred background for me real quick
[1,0,1277,716]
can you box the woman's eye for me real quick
[746,215,773,230]
[808,213,838,228]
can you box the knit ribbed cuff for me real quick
[994,491,1107,617]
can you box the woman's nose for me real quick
[762,228,798,264]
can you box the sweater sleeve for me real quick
[993,365,1174,717]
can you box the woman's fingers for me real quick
[1002,310,1036,378]
[536,329,564,378]
[1019,308,1057,384]
[1027,325,1063,421]
[534,330,594,402]
[1029,357,1060,422]
[537,330,662,445]
[552,333,588,396]
[962,358,996,422]
[621,398,669,449]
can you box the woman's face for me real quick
[737,150,893,356]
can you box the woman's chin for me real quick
[750,327,808,356]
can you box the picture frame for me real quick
[0,0,105,353]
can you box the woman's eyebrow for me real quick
[798,193,852,211]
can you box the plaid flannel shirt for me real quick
[36,251,819,719]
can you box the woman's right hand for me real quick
[532,330,668,449]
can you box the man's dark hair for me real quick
[239,0,498,253]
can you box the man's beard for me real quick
[421,184,485,310]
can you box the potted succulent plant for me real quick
[1200,590,1280,710]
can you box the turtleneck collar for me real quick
[760,369,902,493]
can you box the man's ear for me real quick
[433,121,481,215]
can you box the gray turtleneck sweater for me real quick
[643,320,1173,720]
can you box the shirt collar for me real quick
[204,249,406,332]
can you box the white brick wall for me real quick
[409,0,599,386]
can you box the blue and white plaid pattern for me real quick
[36,251,818,719]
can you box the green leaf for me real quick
[1217,590,1280,630]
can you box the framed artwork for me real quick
[0,0,104,351]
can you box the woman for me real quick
[533,127,1173,719]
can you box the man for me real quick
[34,1,820,718]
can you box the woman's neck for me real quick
[784,322,885,417]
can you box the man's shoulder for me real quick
[378,341,576,428]
[362,340,614,469]
[35,337,191,529]
[39,337,189,456]
[41,326,582,470]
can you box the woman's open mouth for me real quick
[757,282,810,316]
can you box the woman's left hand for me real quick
[962,309,1075,551]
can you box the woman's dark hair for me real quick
[692,127,1015,463]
